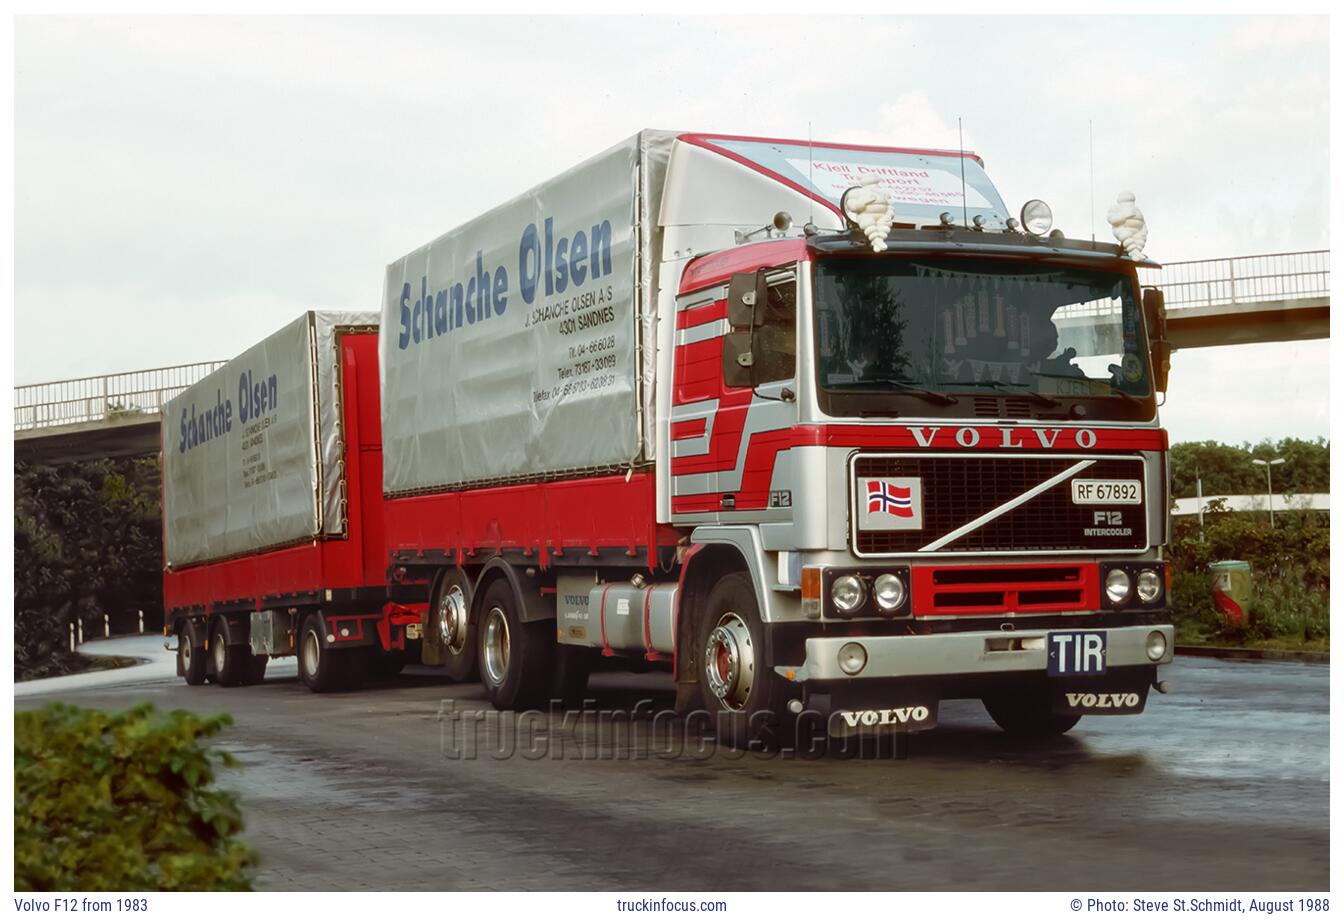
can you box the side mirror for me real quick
[722,331,755,389]
[727,270,768,327]
[1143,287,1170,394]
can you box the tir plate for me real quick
[1047,630,1107,676]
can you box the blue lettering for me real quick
[475,252,490,320]
[519,224,540,303]
[554,236,569,294]
[452,282,465,329]
[434,290,447,335]
[493,266,508,315]
[544,217,555,297]
[421,277,433,340]
[591,220,612,278]
[398,283,412,350]
[570,229,588,286]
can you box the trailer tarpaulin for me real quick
[380,131,676,495]
[162,311,377,567]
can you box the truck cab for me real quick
[656,134,1175,745]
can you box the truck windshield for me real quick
[813,256,1153,418]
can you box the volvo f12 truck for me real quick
[163,312,423,691]
[380,131,1177,747]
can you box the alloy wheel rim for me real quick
[703,612,755,711]
[482,607,510,686]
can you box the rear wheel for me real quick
[433,571,478,682]
[983,689,1081,737]
[299,615,357,693]
[696,572,794,751]
[477,578,553,711]
[179,621,206,686]
[210,620,246,687]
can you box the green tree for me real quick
[14,458,164,680]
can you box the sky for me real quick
[12,14,1331,446]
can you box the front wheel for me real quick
[696,572,794,751]
[983,690,1081,737]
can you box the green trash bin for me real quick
[1209,560,1252,627]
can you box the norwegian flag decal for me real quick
[858,477,924,531]
[867,480,914,517]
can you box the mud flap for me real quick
[1051,681,1150,716]
[808,687,941,736]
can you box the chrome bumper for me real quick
[785,624,1175,682]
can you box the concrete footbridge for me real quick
[14,250,1330,463]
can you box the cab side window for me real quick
[753,279,796,384]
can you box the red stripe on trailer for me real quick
[383,472,681,569]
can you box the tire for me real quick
[368,650,407,681]
[477,577,553,711]
[983,689,1082,737]
[298,614,349,693]
[552,643,597,709]
[696,572,794,751]
[242,654,268,685]
[210,620,247,687]
[179,621,207,686]
[432,570,479,682]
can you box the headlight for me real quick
[831,575,866,613]
[874,573,907,611]
[1146,630,1168,662]
[838,642,868,675]
[1020,199,1053,235]
[1136,569,1162,604]
[1105,568,1131,605]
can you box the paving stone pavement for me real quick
[18,656,1330,891]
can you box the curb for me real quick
[1176,645,1329,664]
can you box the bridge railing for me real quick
[1139,250,1330,309]
[14,362,225,432]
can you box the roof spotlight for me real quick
[1020,199,1053,236]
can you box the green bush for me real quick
[14,703,254,891]
[1166,508,1329,645]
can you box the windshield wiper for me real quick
[831,377,957,405]
[946,379,1062,408]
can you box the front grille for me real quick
[912,563,1100,616]
[972,396,1035,419]
[854,453,1147,555]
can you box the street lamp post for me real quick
[1251,457,1286,527]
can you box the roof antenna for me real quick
[1089,119,1096,244]
[808,121,814,226]
[958,116,968,228]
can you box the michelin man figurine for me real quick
[1107,192,1148,261]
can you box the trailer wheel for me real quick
[210,620,248,687]
[478,578,552,711]
[242,654,268,685]
[299,615,348,693]
[179,621,206,686]
[432,571,478,682]
[983,691,1081,737]
[696,572,794,751]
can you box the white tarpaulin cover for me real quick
[381,131,676,495]
[162,311,377,567]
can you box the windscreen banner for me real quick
[381,136,644,495]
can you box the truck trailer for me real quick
[168,130,1177,749]
[163,311,423,692]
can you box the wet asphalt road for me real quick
[17,649,1329,891]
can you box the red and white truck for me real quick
[167,130,1176,747]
